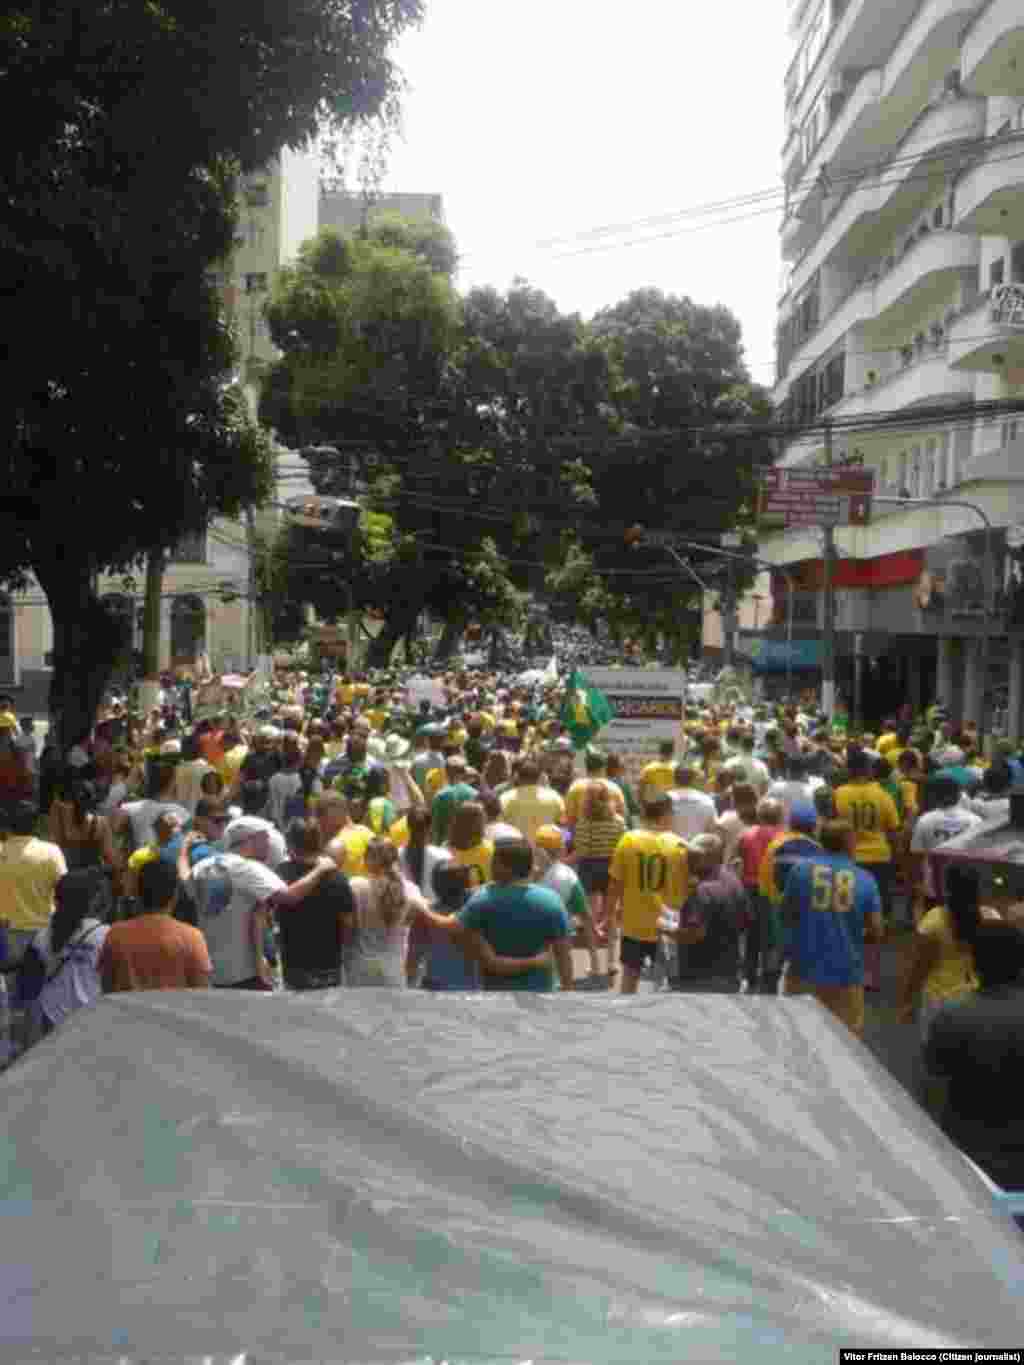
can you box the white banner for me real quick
[584,668,687,757]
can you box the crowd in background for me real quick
[0,671,1023,1189]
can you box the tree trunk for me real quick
[365,600,422,670]
[141,549,165,680]
[433,619,463,663]
[36,559,123,754]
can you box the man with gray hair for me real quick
[666,763,718,843]
[664,832,747,993]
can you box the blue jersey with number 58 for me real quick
[782,853,882,987]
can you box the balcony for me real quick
[774,284,871,408]
[962,0,1024,95]
[954,132,1024,237]
[949,286,1024,371]
[787,96,986,300]
[836,348,976,418]
[870,228,979,335]
[785,0,918,146]
[783,0,986,262]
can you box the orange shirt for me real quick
[99,914,212,991]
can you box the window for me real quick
[244,272,268,293]
[898,451,908,492]
[244,183,269,207]
[990,257,1006,288]
[1011,243,1024,283]
[1002,419,1020,447]
[170,529,207,564]
[0,595,13,683]
[933,204,943,228]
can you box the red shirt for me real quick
[738,824,781,890]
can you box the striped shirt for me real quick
[573,815,627,860]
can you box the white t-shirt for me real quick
[266,771,322,832]
[34,918,109,1027]
[910,806,984,898]
[766,778,823,824]
[400,843,450,901]
[222,816,288,870]
[191,852,285,986]
[667,787,718,842]
[122,799,190,850]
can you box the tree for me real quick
[0,0,422,745]
[544,289,775,640]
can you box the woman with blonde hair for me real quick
[347,837,428,987]
[571,780,626,944]
[446,800,494,892]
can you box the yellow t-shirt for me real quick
[900,779,919,822]
[876,732,900,757]
[326,823,375,878]
[221,744,248,786]
[337,684,355,707]
[919,904,979,1004]
[564,778,625,825]
[424,767,446,799]
[0,836,68,932]
[446,727,468,749]
[451,840,494,891]
[364,709,389,733]
[638,761,676,799]
[388,816,409,850]
[354,683,371,701]
[834,781,900,863]
[609,829,688,943]
[477,712,497,733]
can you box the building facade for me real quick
[763,0,1024,735]
[318,190,445,237]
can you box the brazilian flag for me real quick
[560,669,615,750]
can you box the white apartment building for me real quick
[3,147,320,713]
[763,0,1024,735]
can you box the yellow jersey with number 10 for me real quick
[834,780,900,863]
[610,829,688,943]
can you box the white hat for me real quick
[159,739,182,755]
[223,817,270,851]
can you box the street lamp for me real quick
[627,527,798,700]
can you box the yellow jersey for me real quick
[451,840,494,891]
[834,781,900,863]
[876,732,900,757]
[564,778,625,825]
[389,815,409,850]
[638,761,676,800]
[364,709,389,733]
[326,823,375,878]
[609,829,688,943]
[424,767,446,799]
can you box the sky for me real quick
[376,0,793,390]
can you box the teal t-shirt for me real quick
[458,883,570,991]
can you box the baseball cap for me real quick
[223,817,269,851]
[535,824,566,853]
[788,802,818,833]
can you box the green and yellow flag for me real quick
[559,669,615,750]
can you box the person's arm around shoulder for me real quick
[270,856,337,911]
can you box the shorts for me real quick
[620,935,658,974]
[576,857,611,894]
[785,972,865,1037]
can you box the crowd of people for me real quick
[0,672,1022,1188]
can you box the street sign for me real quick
[761,467,874,528]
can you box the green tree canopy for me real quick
[0,0,422,742]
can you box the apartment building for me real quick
[762,0,1024,734]
[319,190,445,236]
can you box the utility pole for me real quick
[821,419,837,722]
